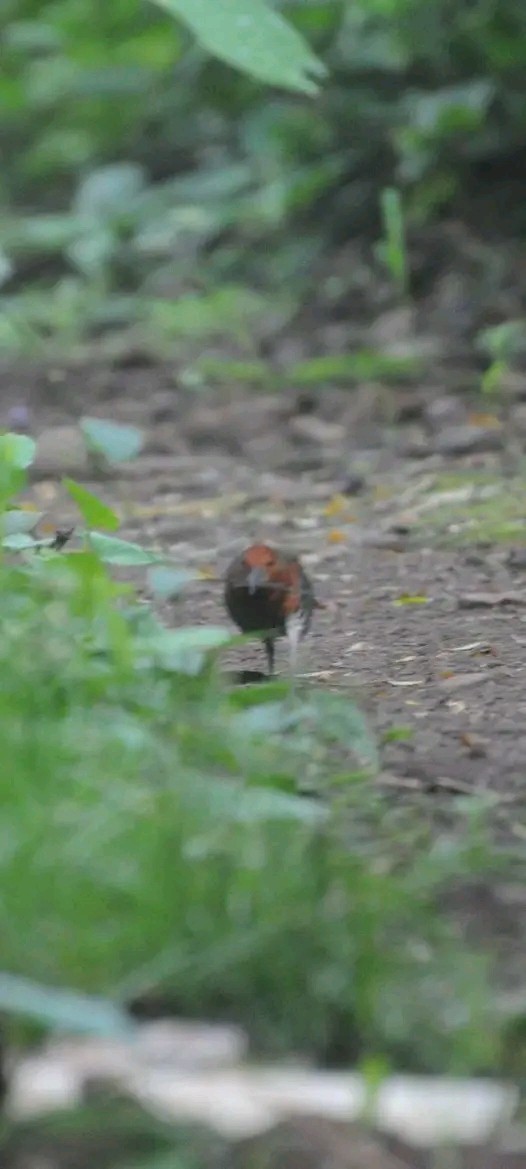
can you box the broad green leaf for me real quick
[2,532,37,550]
[478,321,526,362]
[0,973,134,1036]
[147,565,197,598]
[73,163,146,218]
[163,626,231,650]
[406,81,493,137]
[89,532,161,566]
[1,213,83,252]
[3,509,42,535]
[67,230,115,278]
[205,779,327,824]
[0,433,36,469]
[64,479,120,531]
[81,417,144,464]
[233,700,307,735]
[150,625,231,674]
[152,0,326,94]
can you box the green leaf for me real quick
[289,351,420,386]
[151,0,326,94]
[147,565,197,598]
[393,593,429,606]
[196,357,271,386]
[80,417,144,464]
[73,163,146,218]
[478,321,526,362]
[2,532,37,550]
[382,726,414,744]
[64,479,120,531]
[206,779,327,824]
[150,625,232,674]
[0,433,36,469]
[233,700,306,735]
[68,230,115,278]
[481,360,506,396]
[3,509,42,535]
[89,532,161,566]
[378,187,408,297]
[0,973,134,1037]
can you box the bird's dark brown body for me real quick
[224,543,317,674]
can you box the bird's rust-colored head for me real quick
[240,544,302,617]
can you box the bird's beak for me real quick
[246,566,268,594]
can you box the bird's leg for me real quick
[285,612,304,683]
[264,637,275,676]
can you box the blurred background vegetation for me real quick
[2,0,526,362]
[1,4,525,1164]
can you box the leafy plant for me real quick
[478,322,526,397]
[2,0,526,356]
[0,424,506,1075]
[152,0,326,93]
[376,187,409,300]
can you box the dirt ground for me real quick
[2,354,523,961]
[1,357,525,1168]
[6,359,526,802]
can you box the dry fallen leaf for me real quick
[460,732,488,758]
[323,494,349,518]
[373,485,397,502]
[327,529,347,544]
[437,641,488,655]
[439,672,488,693]
[467,412,502,429]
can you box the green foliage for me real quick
[87,530,162,564]
[478,321,526,396]
[0,429,508,1075]
[153,0,326,93]
[376,187,409,299]
[147,565,198,598]
[2,0,526,354]
[0,973,133,1036]
[288,350,421,385]
[64,479,120,530]
[81,417,144,464]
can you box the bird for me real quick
[224,543,321,676]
